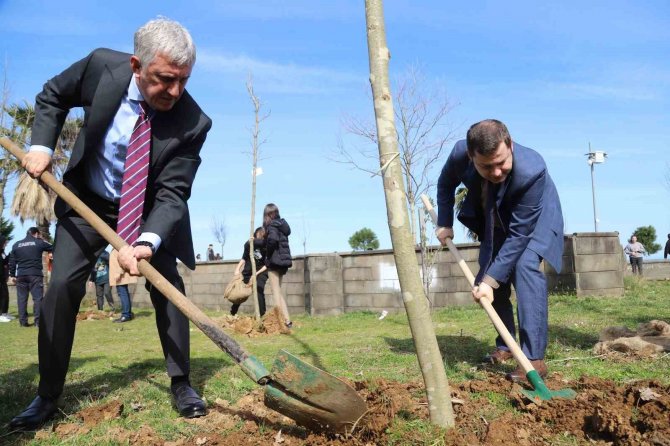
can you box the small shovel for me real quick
[421,194,576,401]
[1,137,367,433]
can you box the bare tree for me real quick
[301,215,310,257]
[336,65,458,243]
[335,64,457,298]
[211,216,227,259]
[418,198,443,299]
[246,74,269,320]
[364,0,454,427]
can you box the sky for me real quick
[0,0,668,259]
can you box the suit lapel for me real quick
[86,63,132,149]
[495,144,515,207]
[150,114,174,165]
[150,101,188,165]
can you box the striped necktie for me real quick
[476,180,497,284]
[117,101,151,244]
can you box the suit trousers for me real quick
[488,247,548,361]
[38,193,191,399]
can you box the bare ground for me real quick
[32,371,669,445]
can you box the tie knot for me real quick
[139,101,149,118]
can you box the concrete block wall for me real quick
[624,259,670,280]
[569,232,625,296]
[23,232,624,316]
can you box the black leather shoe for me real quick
[171,384,206,418]
[113,315,133,323]
[9,396,58,431]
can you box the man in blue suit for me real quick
[436,119,564,381]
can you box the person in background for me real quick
[113,284,134,323]
[663,234,670,260]
[0,235,13,322]
[263,203,293,329]
[8,228,53,327]
[9,17,211,431]
[206,244,215,261]
[231,227,268,317]
[624,235,646,276]
[89,251,115,311]
[436,119,564,382]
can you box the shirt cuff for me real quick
[29,145,54,157]
[136,232,162,251]
[481,274,500,289]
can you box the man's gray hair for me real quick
[134,17,196,67]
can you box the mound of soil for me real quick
[595,320,670,357]
[43,374,669,445]
[216,307,292,337]
[76,310,115,321]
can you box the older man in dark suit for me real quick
[11,17,212,430]
[436,119,564,382]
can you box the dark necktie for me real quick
[117,101,151,244]
[476,180,496,283]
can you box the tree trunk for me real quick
[364,0,454,427]
[247,78,262,321]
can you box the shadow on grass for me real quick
[384,335,491,365]
[0,355,229,441]
[283,334,326,371]
[549,324,600,349]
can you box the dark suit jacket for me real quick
[437,140,564,283]
[31,48,212,269]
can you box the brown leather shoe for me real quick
[505,360,548,382]
[483,348,513,364]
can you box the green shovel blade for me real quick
[264,350,367,434]
[520,370,577,401]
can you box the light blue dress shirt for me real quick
[29,77,161,250]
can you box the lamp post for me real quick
[585,143,607,232]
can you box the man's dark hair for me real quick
[27,227,40,237]
[466,119,512,157]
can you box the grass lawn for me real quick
[0,277,668,444]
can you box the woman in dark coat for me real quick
[263,203,292,328]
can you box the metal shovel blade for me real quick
[264,350,367,434]
[520,371,577,401]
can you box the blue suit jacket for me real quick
[437,140,564,283]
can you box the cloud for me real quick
[197,49,363,94]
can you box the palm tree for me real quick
[7,104,81,240]
[0,102,34,216]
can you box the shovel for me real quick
[1,137,367,434]
[420,194,576,401]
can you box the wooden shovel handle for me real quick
[420,194,535,375]
[1,137,266,380]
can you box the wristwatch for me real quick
[132,240,156,255]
